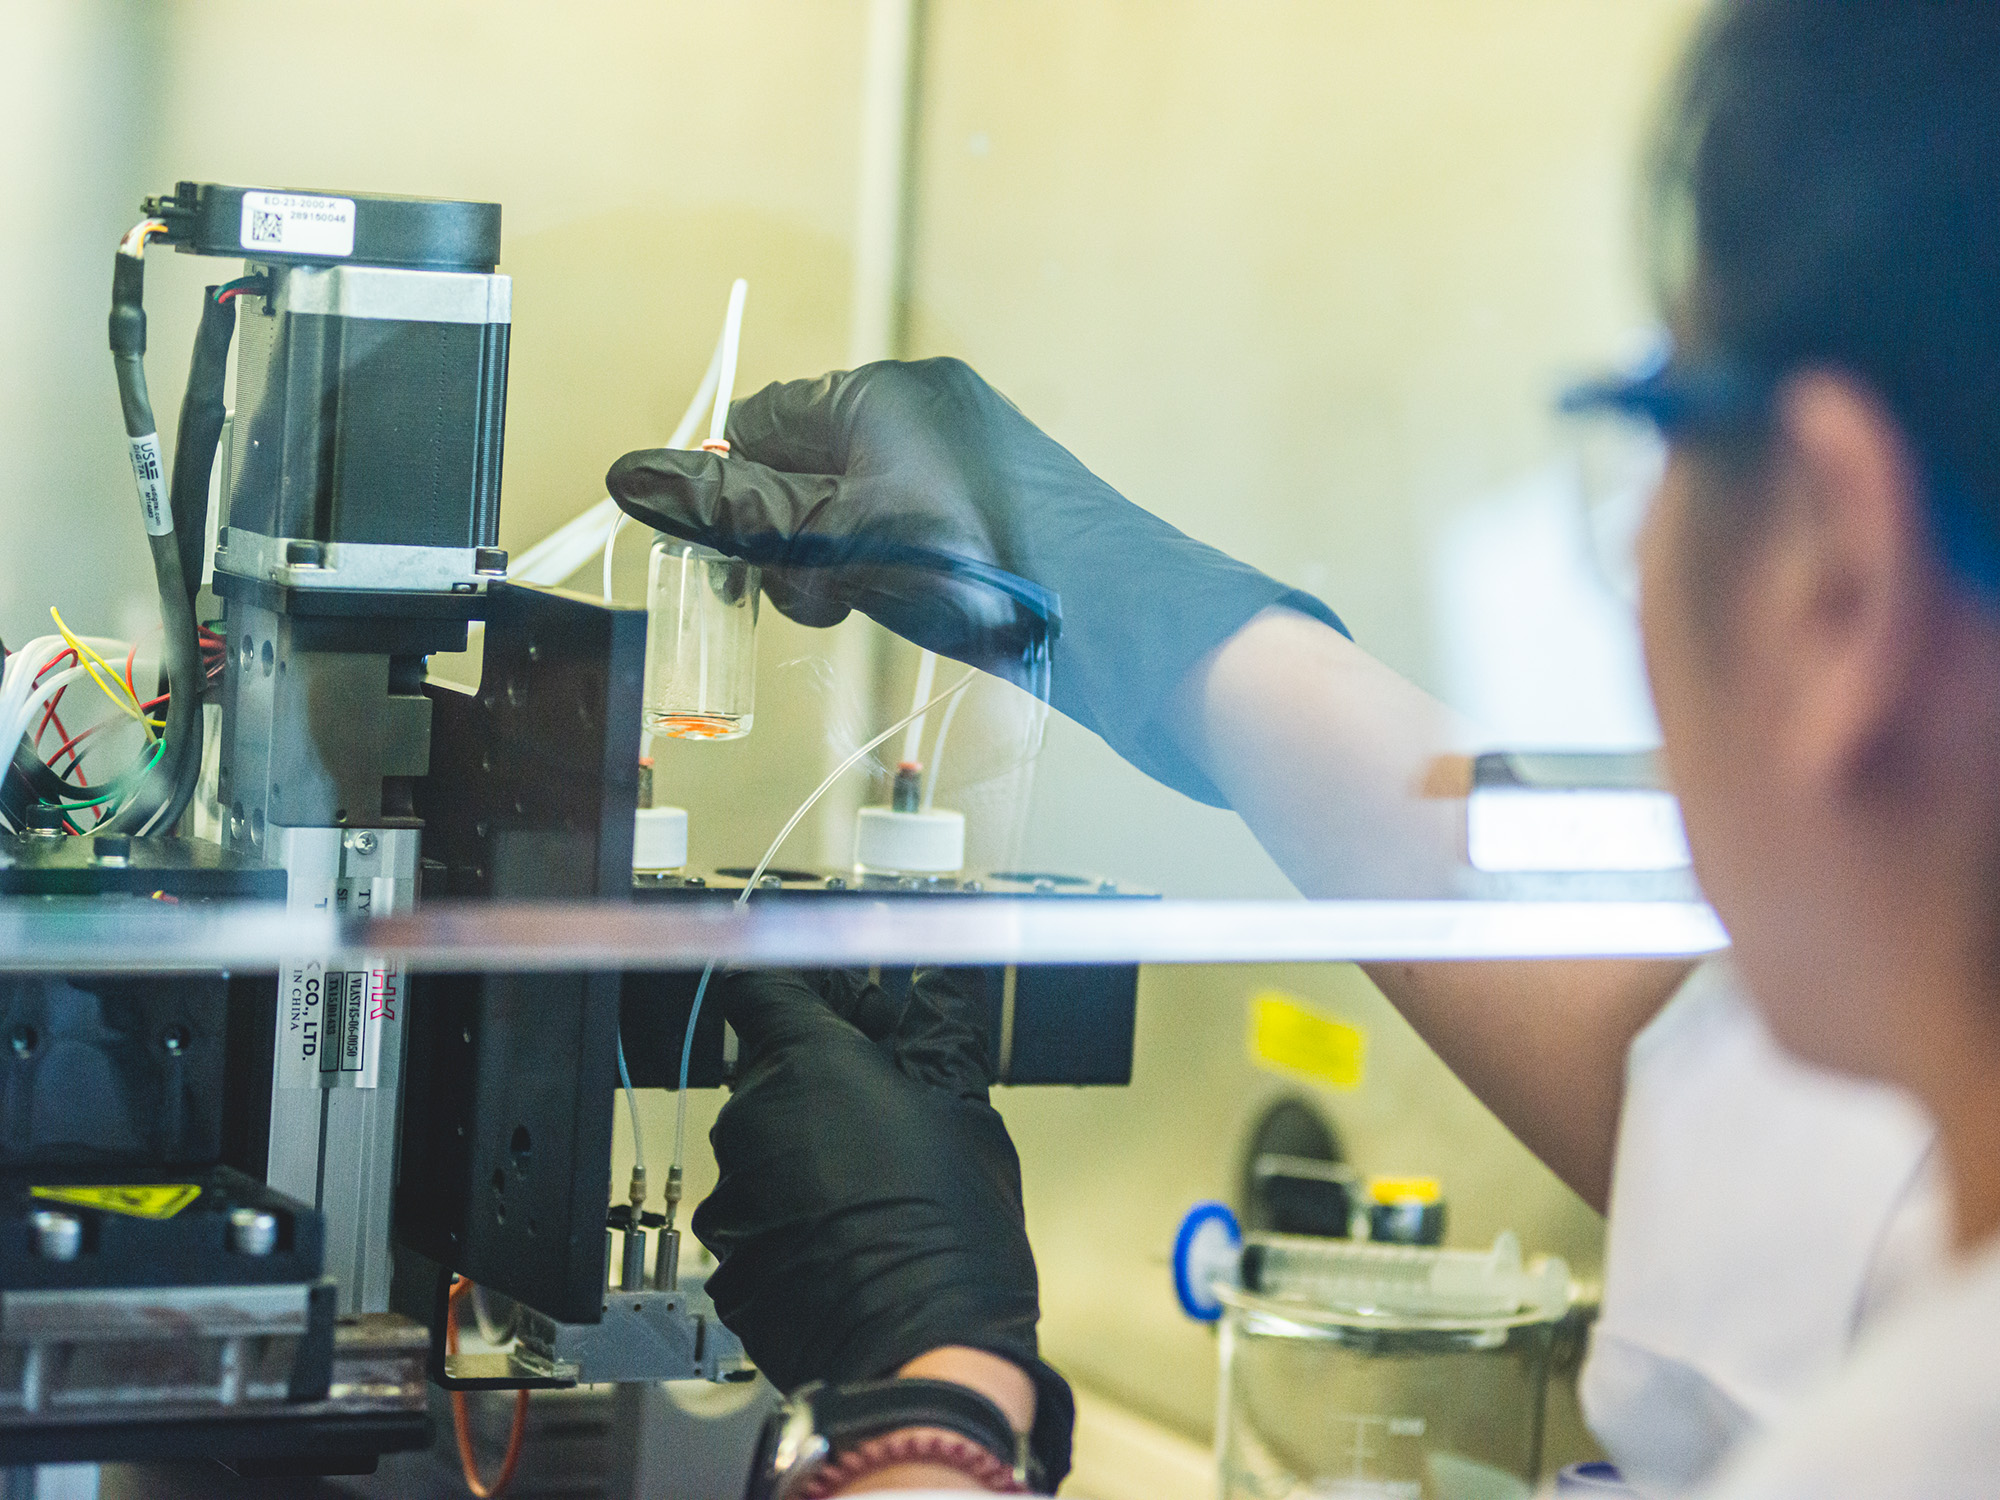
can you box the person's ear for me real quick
[1756,371,1928,796]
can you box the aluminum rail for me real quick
[0,897,1727,973]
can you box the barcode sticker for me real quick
[128,433,171,535]
[277,956,400,1091]
[239,190,356,258]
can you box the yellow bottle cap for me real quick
[1367,1176,1442,1206]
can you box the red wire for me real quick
[46,645,222,781]
[37,706,68,752]
[47,693,169,779]
[31,648,77,747]
[124,643,138,702]
[446,1278,530,1497]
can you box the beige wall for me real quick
[897,0,1705,1456]
[0,1,169,649]
[1,0,1706,1475]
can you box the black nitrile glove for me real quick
[607,357,1345,805]
[691,966,1074,1489]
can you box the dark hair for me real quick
[1653,0,2000,567]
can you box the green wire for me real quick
[51,739,167,812]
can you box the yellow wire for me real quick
[48,608,154,738]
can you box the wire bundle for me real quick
[0,616,229,834]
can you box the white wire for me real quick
[668,666,981,1176]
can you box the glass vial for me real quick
[644,538,759,741]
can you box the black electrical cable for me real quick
[98,237,205,837]
[169,286,238,606]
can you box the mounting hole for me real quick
[160,1023,191,1056]
[9,1025,38,1060]
[260,639,275,677]
[510,1125,532,1170]
[490,1168,506,1197]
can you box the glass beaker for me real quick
[644,538,759,741]
[1216,1240,1569,1500]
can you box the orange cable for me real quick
[447,1277,530,1497]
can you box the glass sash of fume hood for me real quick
[0,893,1725,973]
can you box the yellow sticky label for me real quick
[31,1184,201,1220]
[1249,991,1366,1089]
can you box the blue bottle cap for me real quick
[1172,1201,1242,1322]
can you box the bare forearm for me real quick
[1360,957,1687,1208]
[1175,608,1688,1208]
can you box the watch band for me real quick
[799,1428,1028,1497]
[745,1378,1039,1500]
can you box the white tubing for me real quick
[513,283,740,595]
[0,636,133,749]
[921,678,970,812]
[669,666,978,1176]
[512,498,619,586]
[710,280,749,448]
[0,665,95,813]
[602,317,734,601]
[900,649,937,763]
[674,324,729,454]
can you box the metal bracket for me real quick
[423,1268,577,1392]
[424,1266,749,1391]
[516,1283,750,1386]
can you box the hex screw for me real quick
[229,1207,279,1257]
[31,1211,81,1262]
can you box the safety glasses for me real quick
[1555,345,1777,606]
[1563,347,2000,605]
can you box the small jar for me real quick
[644,538,759,741]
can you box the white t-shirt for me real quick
[1694,1230,2000,1498]
[1580,960,1946,1495]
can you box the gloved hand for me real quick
[608,357,1344,804]
[691,966,1074,1488]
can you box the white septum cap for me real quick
[854,806,965,875]
[633,806,690,871]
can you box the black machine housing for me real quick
[0,181,1142,1474]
